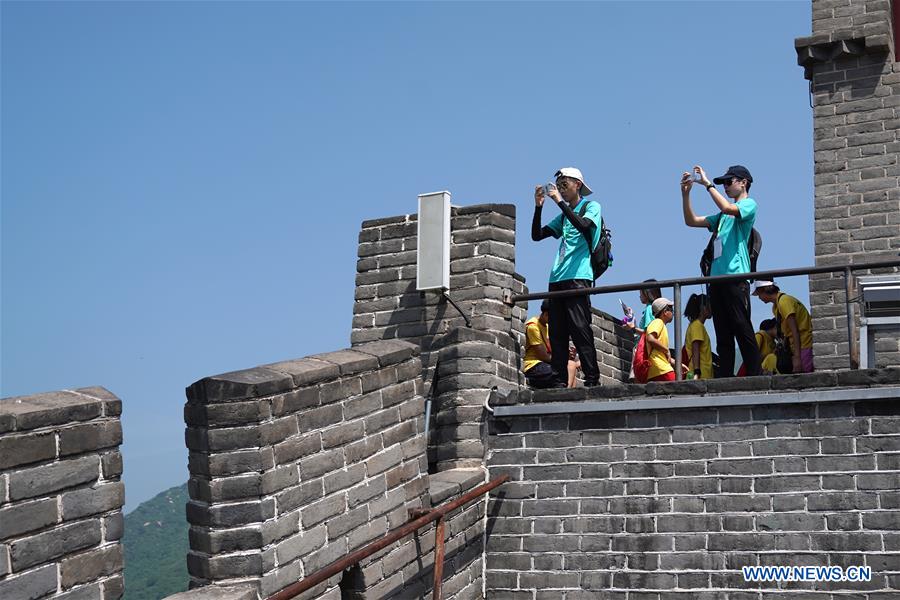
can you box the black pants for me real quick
[548,279,600,385]
[709,281,761,377]
[525,361,556,389]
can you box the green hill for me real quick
[124,483,190,600]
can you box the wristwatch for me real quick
[705,183,714,190]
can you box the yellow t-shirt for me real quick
[773,294,813,350]
[685,319,713,380]
[523,316,550,372]
[756,331,775,358]
[646,318,673,380]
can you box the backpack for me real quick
[632,333,651,384]
[700,220,762,277]
[577,202,613,281]
[773,294,794,374]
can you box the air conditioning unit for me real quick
[858,275,900,368]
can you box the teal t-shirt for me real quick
[705,198,757,276]
[638,304,654,330]
[546,199,601,283]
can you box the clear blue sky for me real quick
[2,1,813,511]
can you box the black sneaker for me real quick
[584,380,600,388]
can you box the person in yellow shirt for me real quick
[683,293,713,380]
[646,297,676,382]
[756,319,778,374]
[523,300,581,388]
[737,318,777,376]
[752,280,814,373]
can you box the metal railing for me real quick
[505,259,900,380]
[267,475,509,600]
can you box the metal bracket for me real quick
[441,290,472,327]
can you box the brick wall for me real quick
[183,340,492,600]
[428,328,518,473]
[352,204,530,420]
[184,340,431,598]
[0,388,125,600]
[796,0,900,370]
[352,205,526,357]
[485,370,900,598]
[340,469,488,600]
[590,308,634,386]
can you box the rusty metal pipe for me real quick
[267,475,508,600]
[432,517,446,600]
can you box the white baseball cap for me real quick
[554,167,593,197]
[751,280,776,295]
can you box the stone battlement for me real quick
[0,388,124,600]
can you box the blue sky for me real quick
[2,1,814,511]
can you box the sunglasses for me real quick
[555,178,572,189]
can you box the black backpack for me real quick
[700,220,762,277]
[773,295,794,374]
[577,201,613,281]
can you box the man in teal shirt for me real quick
[681,164,761,377]
[532,167,601,387]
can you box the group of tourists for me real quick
[523,165,814,389]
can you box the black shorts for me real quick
[525,361,556,389]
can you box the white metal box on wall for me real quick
[416,191,451,291]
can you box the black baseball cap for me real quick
[713,165,753,185]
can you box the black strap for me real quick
[576,201,599,251]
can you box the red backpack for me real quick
[632,333,651,383]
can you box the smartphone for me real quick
[542,183,557,195]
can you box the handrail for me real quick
[505,258,900,378]
[267,475,509,600]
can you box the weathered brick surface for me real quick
[591,308,635,386]
[350,206,527,374]
[60,544,123,589]
[183,329,498,599]
[164,585,257,600]
[185,340,438,597]
[337,469,488,600]
[487,387,900,597]
[0,564,58,600]
[796,0,900,370]
[0,388,125,598]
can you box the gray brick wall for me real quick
[184,339,429,598]
[184,340,488,599]
[0,387,125,600]
[352,204,526,356]
[796,0,900,370]
[590,308,634,386]
[427,328,517,473]
[339,468,488,600]
[352,205,531,475]
[485,374,900,598]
